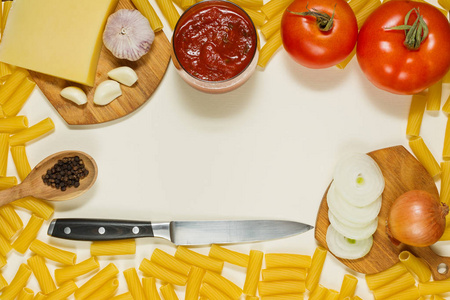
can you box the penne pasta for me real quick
[55,256,100,285]
[355,0,381,28]
[406,94,427,137]
[0,233,12,256]
[0,133,8,177]
[111,292,134,300]
[45,280,78,300]
[409,136,441,178]
[243,7,266,27]
[2,77,35,117]
[155,0,180,30]
[123,268,146,300]
[418,277,450,295]
[309,284,328,300]
[9,118,55,146]
[131,0,164,31]
[365,262,408,290]
[10,146,32,181]
[0,68,29,106]
[12,214,44,254]
[175,246,224,273]
[265,253,312,269]
[0,263,32,300]
[399,251,431,283]
[348,0,369,14]
[74,263,119,300]
[209,244,249,268]
[258,281,306,297]
[0,177,18,190]
[185,266,206,300]
[261,0,293,19]
[27,255,57,294]
[426,80,443,111]
[372,272,416,299]
[260,9,283,40]
[85,278,119,300]
[0,272,8,291]
[262,268,307,281]
[17,287,34,300]
[382,285,420,300]
[139,258,188,286]
[200,282,231,300]
[142,277,162,300]
[160,283,180,300]
[203,270,242,299]
[338,274,358,299]
[0,215,15,240]
[243,250,264,296]
[441,161,450,205]
[305,246,327,291]
[30,239,76,265]
[261,294,304,300]
[0,116,28,133]
[151,248,191,276]
[258,30,283,68]
[91,239,136,256]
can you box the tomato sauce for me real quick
[173,1,257,82]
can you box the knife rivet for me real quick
[64,227,71,234]
[98,227,106,234]
[132,226,139,234]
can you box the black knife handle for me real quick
[48,218,155,241]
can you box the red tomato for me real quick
[281,0,358,69]
[356,0,450,95]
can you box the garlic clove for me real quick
[60,86,88,105]
[103,9,155,61]
[108,67,138,86]
[93,80,122,106]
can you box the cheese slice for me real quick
[0,0,119,86]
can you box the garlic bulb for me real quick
[103,9,155,61]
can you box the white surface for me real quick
[3,2,450,298]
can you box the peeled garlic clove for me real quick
[94,80,122,106]
[108,67,138,86]
[60,86,87,105]
[103,9,155,61]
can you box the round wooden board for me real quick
[315,145,450,280]
[29,0,172,125]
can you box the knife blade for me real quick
[47,219,313,245]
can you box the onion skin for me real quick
[387,190,449,247]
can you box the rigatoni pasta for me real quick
[139,258,188,286]
[309,284,328,300]
[426,80,442,111]
[12,214,44,254]
[261,294,304,300]
[0,133,8,177]
[258,280,306,296]
[261,0,293,19]
[382,285,420,300]
[0,272,8,291]
[199,282,231,300]
[0,215,16,240]
[12,197,54,220]
[209,244,249,268]
[0,263,32,300]
[336,47,356,69]
[371,272,416,299]
[0,116,28,133]
[160,283,180,300]
[131,0,164,31]
[418,277,450,295]
[9,118,55,146]
[27,255,57,294]
[409,136,441,177]
[399,251,431,283]
[142,277,162,300]
[74,263,119,300]
[30,239,76,265]
[151,248,191,276]
[406,94,427,137]
[2,77,36,117]
[155,0,180,30]
[0,254,6,268]
[55,257,100,285]
[123,268,146,300]
[17,287,34,300]
[185,266,205,300]
[260,10,283,39]
[111,292,134,300]
[348,0,369,14]
[0,68,29,105]
[85,278,119,300]
[262,268,307,281]
[243,250,264,296]
[365,262,408,290]
[355,0,381,28]
[175,246,224,273]
[10,145,32,181]
[258,30,282,68]
[0,233,12,256]
[0,177,18,190]
[440,161,450,205]
[338,274,358,299]
[90,239,136,256]
[0,204,22,233]
[305,246,327,291]
[203,270,243,299]
[265,253,312,269]
[45,280,78,300]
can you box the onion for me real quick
[387,190,449,247]
[326,225,373,259]
[328,210,378,240]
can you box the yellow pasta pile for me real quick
[365,250,450,299]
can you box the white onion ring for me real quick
[327,182,382,225]
[328,210,378,240]
[333,153,385,207]
[326,225,373,260]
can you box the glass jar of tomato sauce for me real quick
[172,0,259,93]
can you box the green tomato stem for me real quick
[287,3,337,32]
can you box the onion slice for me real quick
[327,182,382,225]
[326,225,373,260]
[328,210,378,240]
[333,153,385,207]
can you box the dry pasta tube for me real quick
[336,46,356,69]
[309,284,328,300]
[266,253,312,269]
[243,250,264,296]
[139,258,188,286]
[91,239,136,256]
[155,0,180,30]
[27,255,56,294]
[181,0,196,9]
[111,292,134,300]
[1,1,12,35]
[372,272,416,299]
[426,80,442,111]
[0,215,15,240]
[17,287,34,300]
[0,205,22,234]
[433,295,446,300]
[46,280,78,300]
[260,9,283,40]
[160,284,180,300]
[10,146,32,181]
[258,30,282,68]
[406,94,427,137]
[0,116,28,133]
[365,262,408,290]
[209,244,249,268]
[33,292,47,300]
[348,0,369,14]
[262,268,307,281]
[443,69,450,83]
[382,285,420,300]
[203,270,243,299]
[0,272,8,291]
[399,251,431,283]
[305,246,327,291]
[151,248,191,276]
[12,197,54,220]
[200,282,231,300]
[74,263,119,300]
[10,117,55,146]
[261,294,304,300]
[0,177,18,190]
[143,277,161,300]
[55,256,99,285]
[338,274,358,299]
[131,0,163,31]
[12,214,44,254]
[0,263,32,300]
[261,0,293,19]
[175,246,224,273]
[258,281,306,297]
[30,239,76,265]
[409,136,441,178]
[0,233,12,256]
[185,266,206,300]
[356,0,381,28]
[85,278,119,300]
[0,63,13,81]
[0,254,6,268]
[325,289,340,300]
[442,94,450,113]
[0,68,29,105]
[229,0,264,9]
[418,277,450,295]
[243,7,266,27]
[2,77,35,117]
[124,268,145,300]
[443,118,450,160]
[0,133,8,177]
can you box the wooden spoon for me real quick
[0,150,97,206]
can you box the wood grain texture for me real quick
[315,145,450,280]
[29,0,172,125]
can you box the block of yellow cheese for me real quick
[0,0,119,86]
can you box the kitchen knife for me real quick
[48,219,313,245]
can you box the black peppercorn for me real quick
[42,156,89,191]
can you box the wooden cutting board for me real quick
[315,145,450,280]
[29,0,172,125]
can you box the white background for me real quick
[2,0,450,298]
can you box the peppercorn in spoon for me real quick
[0,150,97,207]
